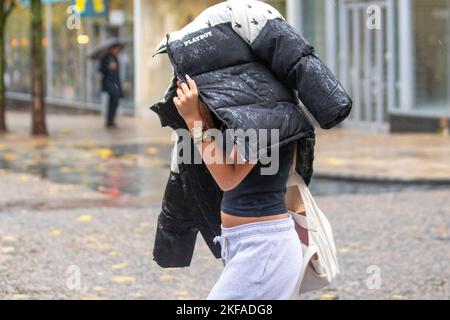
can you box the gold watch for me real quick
[190,125,208,145]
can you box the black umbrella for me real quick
[88,38,131,60]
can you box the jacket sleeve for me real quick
[229,0,352,129]
[153,170,199,268]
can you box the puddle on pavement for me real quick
[0,141,448,202]
[0,142,173,203]
[308,176,449,196]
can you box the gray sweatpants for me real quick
[207,214,303,300]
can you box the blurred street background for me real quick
[0,0,449,300]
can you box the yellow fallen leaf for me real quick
[111,276,135,283]
[178,296,191,300]
[13,294,29,300]
[99,243,112,250]
[30,140,47,148]
[337,247,351,254]
[160,274,175,281]
[95,148,113,160]
[110,251,120,257]
[85,236,97,243]
[93,286,105,292]
[320,293,338,300]
[139,222,151,228]
[2,235,17,242]
[81,296,104,300]
[2,153,17,161]
[112,263,129,270]
[78,214,92,222]
[177,289,193,299]
[177,289,189,296]
[1,246,15,253]
[391,294,404,299]
[51,229,62,237]
[122,154,138,161]
[59,166,73,173]
[60,127,72,134]
[324,157,344,165]
[147,147,158,155]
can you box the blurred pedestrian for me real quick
[99,45,123,128]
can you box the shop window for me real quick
[414,0,450,112]
[301,0,326,58]
[5,0,134,110]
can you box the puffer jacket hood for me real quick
[149,0,352,267]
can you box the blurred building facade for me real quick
[6,0,135,112]
[4,0,450,132]
[287,0,450,132]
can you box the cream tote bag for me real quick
[285,142,340,298]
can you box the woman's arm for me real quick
[173,74,256,191]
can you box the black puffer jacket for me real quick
[150,0,352,267]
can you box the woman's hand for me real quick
[173,74,203,125]
[172,74,256,191]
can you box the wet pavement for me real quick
[0,111,449,299]
[0,170,448,300]
[315,127,450,183]
[0,140,173,203]
[0,112,175,205]
[1,111,449,201]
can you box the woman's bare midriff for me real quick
[220,211,290,228]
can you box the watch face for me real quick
[192,127,203,140]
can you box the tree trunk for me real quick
[0,5,6,133]
[30,0,47,136]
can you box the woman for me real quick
[173,74,303,300]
